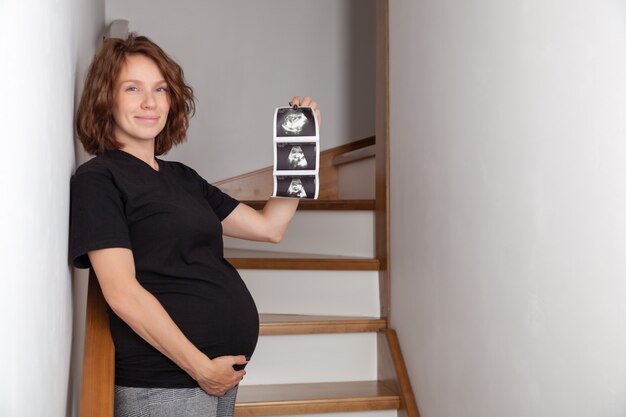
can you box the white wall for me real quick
[389,1,626,416]
[105,0,375,182]
[0,1,104,416]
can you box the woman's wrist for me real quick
[182,349,213,382]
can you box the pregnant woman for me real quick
[69,34,320,417]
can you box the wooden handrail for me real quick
[323,135,375,155]
[332,144,376,166]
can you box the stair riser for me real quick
[240,270,380,316]
[224,211,375,257]
[242,333,377,385]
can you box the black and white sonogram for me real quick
[276,107,317,137]
[276,143,317,170]
[275,175,317,199]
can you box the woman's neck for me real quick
[119,142,159,171]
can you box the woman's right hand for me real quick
[195,355,247,396]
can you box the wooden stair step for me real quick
[242,199,375,211]
[259,314,386,335]
[225,248,380,270]
[228,257,380,271]
[235,381,399,417]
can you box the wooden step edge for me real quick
[240,199,375,211]
[227,257,381,270]
[259,314,387,335]
[235,381,399,417]
[235,396,399,416]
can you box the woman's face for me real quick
[112,54,170,147]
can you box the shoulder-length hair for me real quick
[76,34,195,155]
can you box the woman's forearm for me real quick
[222,197,299,242]
[260,197,299,242]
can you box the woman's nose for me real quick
[141,92,156,109]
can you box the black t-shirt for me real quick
[69,149,259,388]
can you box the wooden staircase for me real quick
[222,196,416,417]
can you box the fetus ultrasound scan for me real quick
[275,143,317,170]
[275,175,317,199]
[275,107,317,137]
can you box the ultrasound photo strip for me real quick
[272,106,320,199]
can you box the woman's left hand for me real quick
[290,96,321,126]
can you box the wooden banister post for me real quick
[79,270,115,417]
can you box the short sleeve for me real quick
[69,170,132,269]
[200,179,240,221]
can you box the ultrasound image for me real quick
[276,107,317,137]
[276,142,317,170]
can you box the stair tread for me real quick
[225,248,380,270]
[228,257,380,271]
[241,199,375,211]
[235,381,399,416]
[259,314,386,335]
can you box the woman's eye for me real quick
[156,86,168,93]
[125,86,138,92]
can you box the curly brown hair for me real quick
[76,34,195,155]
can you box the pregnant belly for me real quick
[162,286,260,358]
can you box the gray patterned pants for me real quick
[114,385,238,417]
